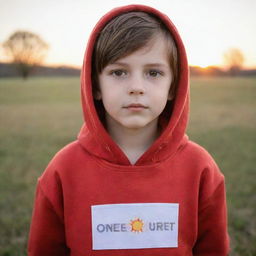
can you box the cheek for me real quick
[101,89,119,102]
[101,92,119,114]
[157,98,169,114]
[152,89,170,113]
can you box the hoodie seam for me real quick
[199,179,225,213]
[38,179,64,224]
[92,139,188,171]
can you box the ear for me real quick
[93,89,102,100]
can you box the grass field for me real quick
[0,76,255,255]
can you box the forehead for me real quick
[111,34,171,66]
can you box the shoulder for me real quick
[183,139,215,161]
[45,140,86,168]
[182,139,226,199]
[181,139,222,172]
[179,138,225,186]
[36,140,90,201]
[38,140,87,182]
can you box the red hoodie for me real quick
[28,4,229,256]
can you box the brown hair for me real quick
[92,11,178,99]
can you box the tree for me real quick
[223,48,245,76]
[3,30,49,79]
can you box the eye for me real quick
[110,69,127,77]
[147,70,164,77]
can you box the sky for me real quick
[0,0,256,69]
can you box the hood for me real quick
[78,4,189,166]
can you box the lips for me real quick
[124,103,148,109]
[123,103,148,112]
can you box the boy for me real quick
[28,4,230,255]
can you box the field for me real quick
[0,76,255,255]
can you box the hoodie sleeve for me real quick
[28,180,70,256]
[193,165,230,255]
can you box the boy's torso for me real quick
[39,139,222,255]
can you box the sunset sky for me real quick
[0,0,255,69]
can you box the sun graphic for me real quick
[130,218,144,233]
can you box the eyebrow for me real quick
[109,62,169,68]
[144,63,169,68]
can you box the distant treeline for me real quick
[190,66,256,77]
[0,62,80,77]
[0,62,256,78]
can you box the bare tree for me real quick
[223,48,245,76]
[3,30,49,79]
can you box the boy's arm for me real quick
[193,178,230,255]
[28,182,70,256]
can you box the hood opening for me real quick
[78,4,189,166]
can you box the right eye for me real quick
[110,70,127,77]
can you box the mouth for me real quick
[123,103,148,110]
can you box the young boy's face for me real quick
[97,34,173,131]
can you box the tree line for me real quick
[0,30,252,79]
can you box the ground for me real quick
[0,76,255,255]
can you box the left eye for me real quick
[148,70,163,77]
[110,70,127,77]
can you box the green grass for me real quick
[189,77,256,256]
[0,76,255,255]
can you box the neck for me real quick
[105,116,159,164]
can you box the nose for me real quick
[127,74,146,95]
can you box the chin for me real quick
[125,125,145,130]
[122,121,151,130]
